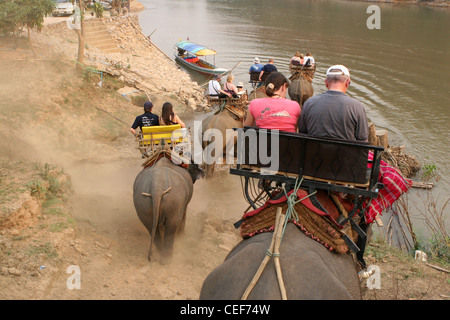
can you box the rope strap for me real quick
[281,177,317,239]
[265,250,280,257]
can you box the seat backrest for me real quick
[249,71,260,82]
[249,71,272,83]
[236,127,377,186]
[141,124,182,146]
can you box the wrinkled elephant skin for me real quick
[288,77,314,107]
[133,157,204,264]
[200,224,362,299]
[202,111,242,178]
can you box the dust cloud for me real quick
[0,45,245,299]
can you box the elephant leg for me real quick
[160,205,186,264]
[154,228,163,251]
[177,209,187,235]
[160,228,177,265]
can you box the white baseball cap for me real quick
[326,65,350,77]
[253,57,260,63]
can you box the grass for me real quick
[26,241,58,259]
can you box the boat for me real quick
[174,41,229,76]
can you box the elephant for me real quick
[201,110,242,178]
[201,86,270,178]
[199,223,362,299]
[248,85,268,101]
[133,157,204,264]
[288,76,314,107]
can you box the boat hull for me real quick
[174,54,228,76]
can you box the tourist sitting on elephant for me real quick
[223,74,239,98]
[159,102,185,128]
[298,64,412,222]
[303,52,315,67]
[244,72,301,133]
[258,58,277,82]
[208,74,232,98]
[130,101,159,135]
[298,65,367,141]
[290,51,303,66]
[249,57,263,73]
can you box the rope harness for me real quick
[240,178,364,299]
[242,178,318,300]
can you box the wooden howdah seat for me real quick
[249,71,272,88]
[289,64,316,82]
[206,91,248,109]
[136,124,186,158]
[230,126,385,254]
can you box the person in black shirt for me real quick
[259,58,277,82]
[130,101,160,135]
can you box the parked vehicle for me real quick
[52,0,75,16]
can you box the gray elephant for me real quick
[133,157,204,264]
[200,223,362,299]
[288,76,314,107]
[248,85,268,101]
[201,110,242,178]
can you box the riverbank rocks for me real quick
[37,13,208,111]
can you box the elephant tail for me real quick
[149,187,172,259]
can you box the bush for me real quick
[93,2,104,18]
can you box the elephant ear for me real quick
[188,164,205,183]
[288,79,302,105]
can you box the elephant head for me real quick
[187,163,205,183]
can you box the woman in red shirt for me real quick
[244,72,301,133]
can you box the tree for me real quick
[0,0,20,37]
[16,0,54,44]
[0,0,54,50]
[74,0,85,71]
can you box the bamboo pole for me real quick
[241,208,287,300]
[273,211,287,300]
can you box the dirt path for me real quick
[45,154,244,300]
[0,28,244,299]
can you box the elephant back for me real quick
[248,86,268,102]
[288,76,314,107]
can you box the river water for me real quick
[137,0,449,235]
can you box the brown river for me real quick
[137,0,450,234]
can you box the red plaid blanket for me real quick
[365,152,412,223]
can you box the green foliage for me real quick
[26,241,58,258]
[93,2,104,18]
[27,180,47,200]
[421,156,440,181]
[422,163,438,180]
[0,0,54,36]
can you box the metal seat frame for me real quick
[230,126,385,256]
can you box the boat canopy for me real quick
[175,41,217,56]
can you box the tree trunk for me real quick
[76,0,85,71]
[27,26,37,56]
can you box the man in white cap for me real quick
[249,57,263,73]
[297,65,368,141]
